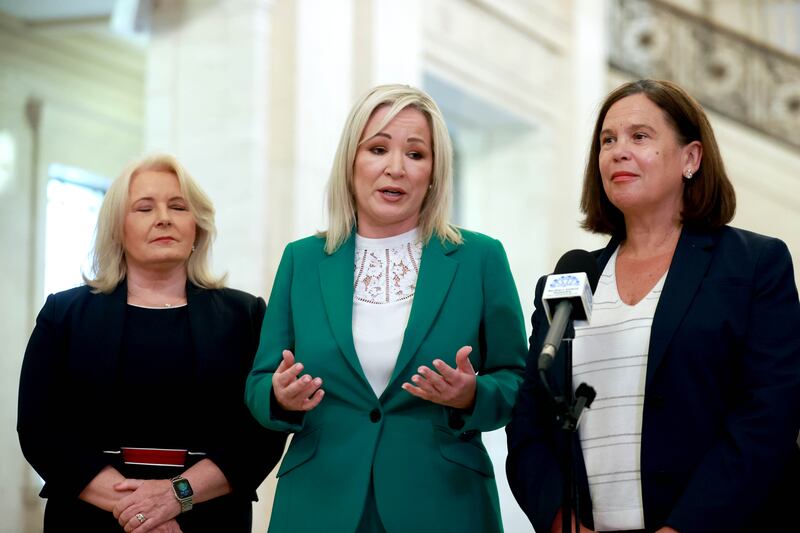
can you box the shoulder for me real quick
[193,286,265,313]
[289,234,327,251]
[705,226,793,271]
[48,284,93,305]
[208,286,260,304]
[46,285,105,316]
[283,234,328,261]
[35,284,122,330]
[716,225,789,253]
[449,228,505,256]
[457,228,500,246]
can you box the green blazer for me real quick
[246,229,527,533]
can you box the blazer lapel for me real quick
[646,228,716,388]
[595,236,621,273]
[383,237,458,396]
[319,234,369,385]
[186,283,222,385]
[87,281,127,385]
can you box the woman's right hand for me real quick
[272,350,324,411]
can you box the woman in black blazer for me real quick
[17,154,286,533]
[507,80,800,533]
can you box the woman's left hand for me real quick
[402,346,477,410]
[112,478,180,532]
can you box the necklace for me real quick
[127,292,186,308]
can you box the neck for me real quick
[126,263,188,307]
[622,216,682,258]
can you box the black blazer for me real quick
[507,226,800,533]
[17,281,286,502]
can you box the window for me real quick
[43,164,109,296]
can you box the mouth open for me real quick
[379,188,405,198]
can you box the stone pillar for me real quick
[145,0,274,298]
[145,1,279,529]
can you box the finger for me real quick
[274,362,305,388]
[402,382,432,401]
[455,346,475,373]
[114,479,144,492]
[282,375,321,401]
[302,388,325,410]
[411,372,442,396]
[129,511,164,533]
[137,515,164,533]
[417,365,447,392]
[276,350,295,372]
[118,503,142,526]
[432,358,459,382]
[113,496,133,519]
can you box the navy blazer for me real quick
[507,226,800,533]
[17,281,286,503]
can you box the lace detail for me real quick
[354,232,422,305]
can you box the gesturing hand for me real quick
[402,346,477,410]
[272,350,324,411]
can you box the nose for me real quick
[610,139,631,162]
[155,206,172,227]
[384,151,406,178]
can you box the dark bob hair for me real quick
[581,79,736,236]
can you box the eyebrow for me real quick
[363,132,428,145]
[599,123,656,137]
[131,195,186,203]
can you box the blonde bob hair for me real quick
[322,84,462,254]
[84,154,226,293]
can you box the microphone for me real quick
[537,250,601,372]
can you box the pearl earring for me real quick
[684,169,693,180]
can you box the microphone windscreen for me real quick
[553,249,601,293]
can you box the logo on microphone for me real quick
[542,272,593,324]
[548,275,581,289]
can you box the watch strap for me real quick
[171,476,193,513]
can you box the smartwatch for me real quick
[171,476,193,513]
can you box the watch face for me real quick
[173,478,193,498]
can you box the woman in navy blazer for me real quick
[18,155,285,532]
[507,80,800,533]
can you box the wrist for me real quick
[171,476,193,513]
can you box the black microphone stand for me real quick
[539,331,596,533]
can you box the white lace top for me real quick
[353,228,422,396]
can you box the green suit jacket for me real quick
[246,229,527,533]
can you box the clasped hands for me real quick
[272,346,477,411]
[112,479,183,532]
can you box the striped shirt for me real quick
[572,247,666,531]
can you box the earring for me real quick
[191,244,196,252]
[684,169,693,180]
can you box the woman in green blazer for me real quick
[246,84,527,532]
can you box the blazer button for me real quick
[459,430,478,442]
[369,409,381,423]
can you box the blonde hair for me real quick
[84,154,226,293]
[323,84,462,254]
